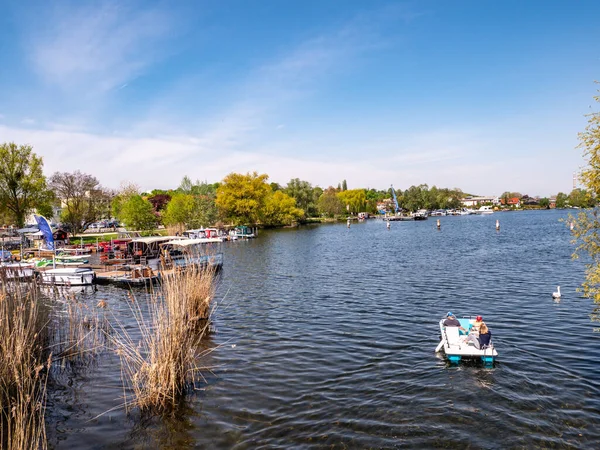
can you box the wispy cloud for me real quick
[0,122,569,196]
[28,2,172,93]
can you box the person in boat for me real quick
[477,321,492,348]
[467,316,491,349]
[443,312,467,333]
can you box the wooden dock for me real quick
[94,265,159,288]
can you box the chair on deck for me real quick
[444,326,462,348]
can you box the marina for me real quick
[1,2,597,448]
[28,210,600,449]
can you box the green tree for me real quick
[262,191,304,226]
[539,197,550,209]
[0,142,50,227]
[342,179,348,191]
[569,188,586,208]
[402,185,428,212]
[215,172,271,225]
[178,175,194,194]
[120,195,156,231]
[163,193,194,227]
[36,202,55,220]
[163,192,218,229]
[50,171,112,235]
[318,187,344,217]
[285,178,315,217]
[556,192,568,208]
[111,182,141,219]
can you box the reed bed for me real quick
[111,262,217,413]
[46,290,109,369]
[0,279,51,450]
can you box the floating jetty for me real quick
[94,265,159,288]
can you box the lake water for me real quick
[45,210,600,449]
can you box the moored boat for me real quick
[38,267,95,286]
[159,238,223,270]
[475,205,494,214]
[230,225,256,239]
[0,262,35,280]
[412,209,429,220]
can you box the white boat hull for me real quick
[39,268,95,286]
[0,263,35,280]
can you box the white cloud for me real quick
[28,2,171,93]
[0,123,575,197]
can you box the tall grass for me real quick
[0,280,51,450]
[111,262,217,412]
[46,289,108,369]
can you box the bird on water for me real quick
[552,286,561,299]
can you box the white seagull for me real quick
[552,286,561,299]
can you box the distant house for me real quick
[461,196,499,207]
[500,197,521,207]
[549,197,557,208]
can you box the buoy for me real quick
[496,219,500,231]
[436,219,441,229]
[552,286,561,299]
[347,219,350,228]
[570,221,574,231]
[386,221,390,229]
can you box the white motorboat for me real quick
[435,317,498,364]
[412,209,429,220]
[475,206,494,214]
[39,267,95,286]
[0,262,35,280]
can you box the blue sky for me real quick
[0,0,598,196]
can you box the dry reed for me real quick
[0,279,51,450]
[111,262,217,413]
[47,290,108,369]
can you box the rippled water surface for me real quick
[46,210,600,449]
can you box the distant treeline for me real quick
[0,142,590,232]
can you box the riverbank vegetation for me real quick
[0,140,592,233]
[571,87,600,323]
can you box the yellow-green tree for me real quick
[216,172,271,225]
[572,86,600,322]
[262,191,304,226]
[337,189,367,214]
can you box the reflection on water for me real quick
[44,210,600,448]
